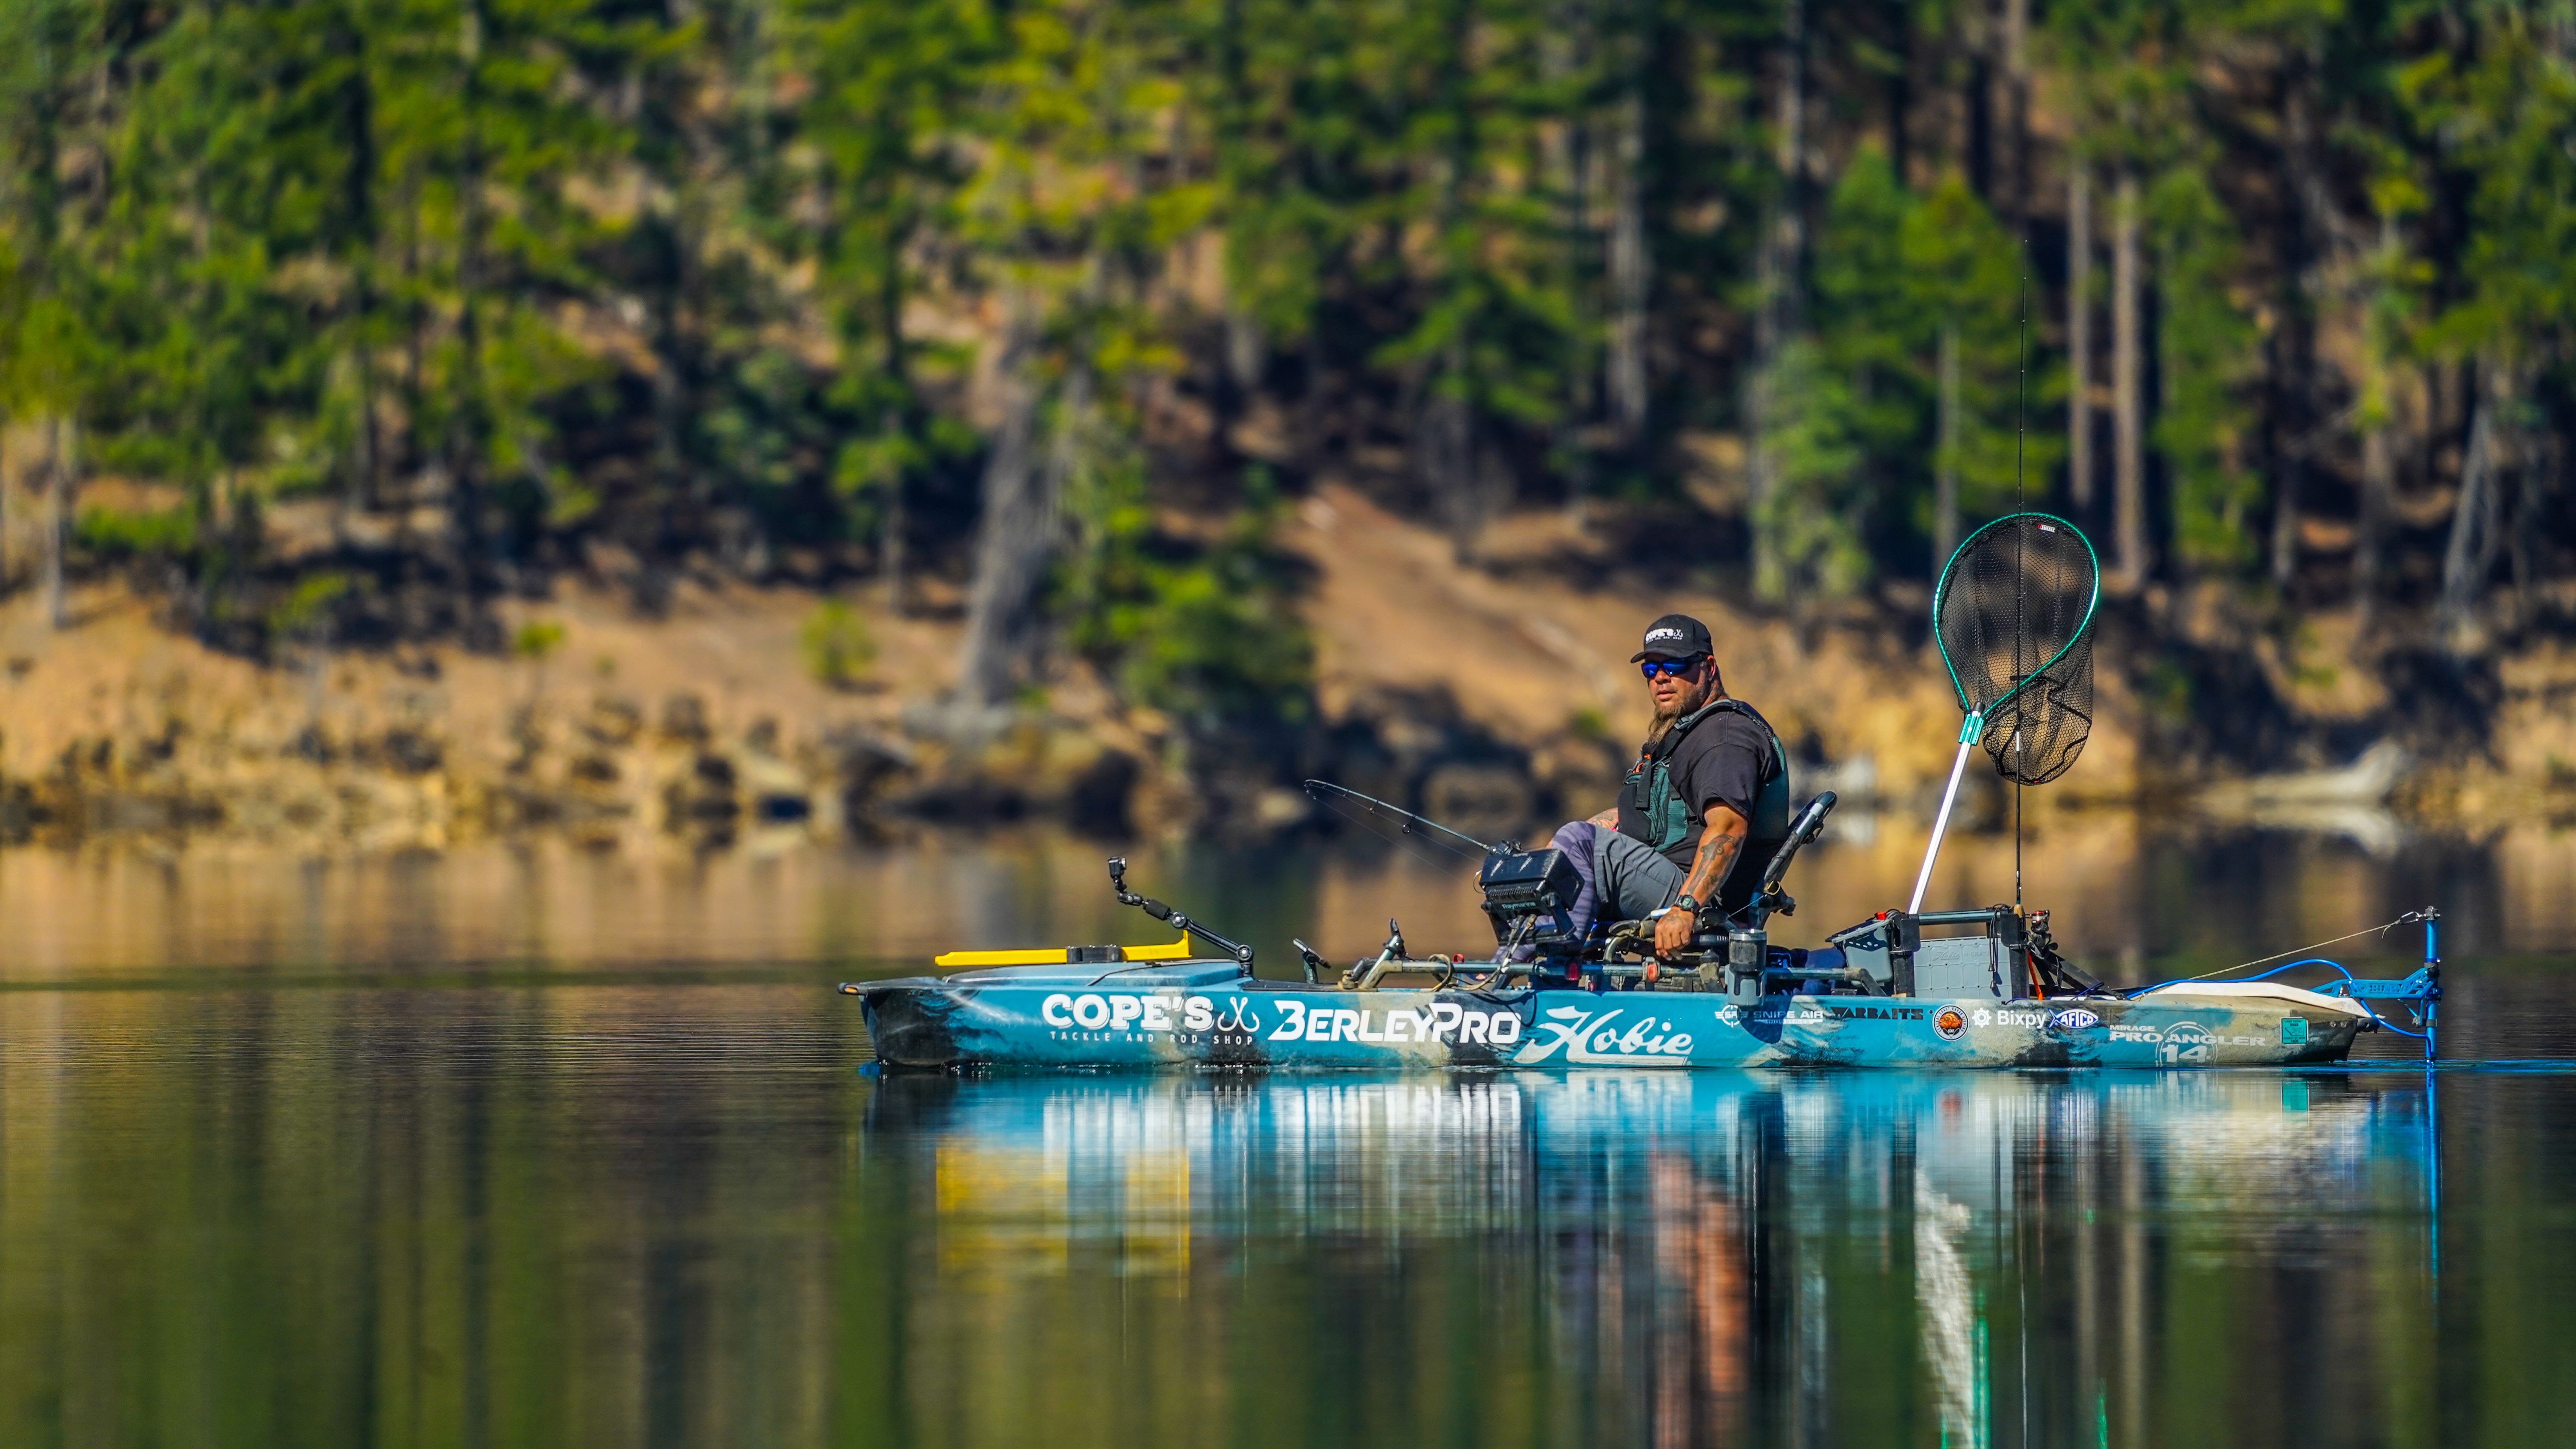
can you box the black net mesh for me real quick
[1935,514,2099,786]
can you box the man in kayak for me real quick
[1541,614,1792,963]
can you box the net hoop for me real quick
[1929,509,2101,729]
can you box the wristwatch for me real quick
[1674,894,1701,915]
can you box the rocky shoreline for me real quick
[0,676,1623,851]
[0,666,2516,858]
[6,485,2572,853]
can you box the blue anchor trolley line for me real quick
[2118,907,2442,1060]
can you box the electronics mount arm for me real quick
[1108,856,1255,968]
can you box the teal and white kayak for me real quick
[846,827,2442,1073]
[848,960,2395,1070]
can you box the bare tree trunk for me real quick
[2003,0,2030,230]
[2437,364,2503,649]
[651,256,690,553]
[1607,85,1649,448]
[1431,334,1484,563]
[349,345,381,524]
[1885,7,1911,185]
[955,313,1052,713]
[1965,8,1993,205]
[1224,312,1263,396]
[879,249,912,614]
[1207,0,1283,516]
[2267,361,2304,588]
[1215,0,1260,408]
[1749,0,1806,602]
[1422,0,1487,566]
[401,196,428,491]
[44,415,70,630]
[2111,171,2148,590]
[339,15,380,527]
[1935,324,1961,567]
[453,0,489,594]
[1044,365,1094,527]
[1542,15,1594,527]
[0,417,11,588]
[1747,285,1781,596]
[879,406,908,614]
[2269,67,2332,592]
[2355,414,2391,621]
[2067,163,2092,509]
[2509,430,2545,619]
[2354,220,2400,627]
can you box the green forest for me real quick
[1,0,2571,731]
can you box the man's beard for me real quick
[1650,677,1714,733]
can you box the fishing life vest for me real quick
[1617,698,1793,866]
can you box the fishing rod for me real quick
[1300,779,1513,861]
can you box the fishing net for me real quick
[1934,512,2100,787]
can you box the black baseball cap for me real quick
[1631,613,1714,662]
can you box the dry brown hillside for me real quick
[0,479,2567,850]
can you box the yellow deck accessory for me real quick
[932,939,1194,968]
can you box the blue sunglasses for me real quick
[1638,655,1706,679]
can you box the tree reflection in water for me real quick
[873,1069,2442,1449]
[8,967,2555,1449]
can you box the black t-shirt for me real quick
[1618,708,1782,885]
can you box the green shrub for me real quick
[1110,562,1314,725]
[799,600,876,688]
[74,505,197,558]
[511,621,568,662]
[265,573,351,643]
[1063,471,1314,728]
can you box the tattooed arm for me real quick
[1653,803,1747,957]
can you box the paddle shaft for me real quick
[1908,737,1977,914]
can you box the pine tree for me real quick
[371,0,629,597]
[0,0,2572,705]
[787,0,994,610]
[0,0,103,628]
[2415,12,2576,645]
[2148,167,2260,577]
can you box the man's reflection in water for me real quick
[1649,1153,1744,1448]
[1529,1146,1746,1444]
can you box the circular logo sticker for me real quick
[1933,1006,1968,1041]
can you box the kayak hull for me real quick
[853,961,2366,1070]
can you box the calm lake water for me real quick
[2,816,2573,1448]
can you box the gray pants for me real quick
[1547,821,1684,940]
